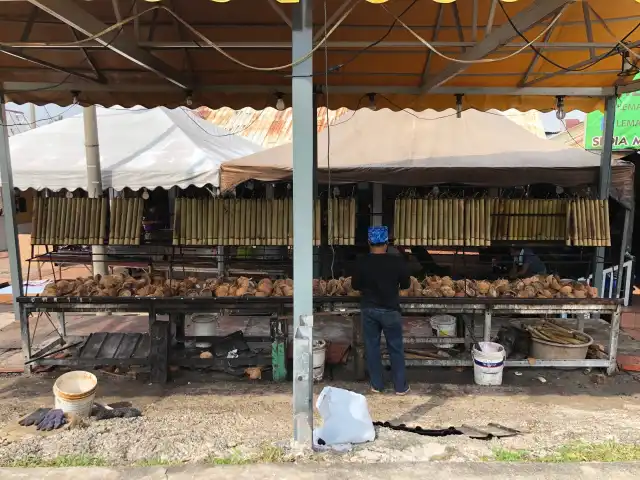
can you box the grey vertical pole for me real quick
[291,0,315,449]
[0,96,24,314]
[84,105,107,277]
[1,94,29,370]
[29,104,36,130]
[615,207,631,299]
[594,96,616,295]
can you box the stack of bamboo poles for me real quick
[524,320,591,346]
[173,197,355,246]
[108,198,145,245]
[31,197,107,245]
[568,198,610,246]
[491,199,567,241]
[393,198,491,246]
[327,197,356,246]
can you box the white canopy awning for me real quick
[7,106,263,191]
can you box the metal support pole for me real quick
[83,105,107,277]
[483,309,492,342]
[0,96,24,315]
[56,312,67,337]
[291,0,314,450]
[615,207,632,299]
[607,305,621,375]
[594,95,616,296]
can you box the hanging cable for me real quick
[323,0,335,279]
[498,2,640,71]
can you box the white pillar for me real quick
[83,105,106,276]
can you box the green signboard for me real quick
[584,74,640,150]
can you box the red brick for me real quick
[617,354,640,372]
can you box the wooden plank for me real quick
[132,334,151,359]
[79,332,108,358]
[97,333,125,359]
[114,333,142,359]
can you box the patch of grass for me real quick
[255,444,289,463]
[206,449,252,466]
[5,455,108,468]
[488,442,640,463]
[132,458,180,467]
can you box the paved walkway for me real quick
[2,463,640,480]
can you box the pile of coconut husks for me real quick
[41,272,596,300]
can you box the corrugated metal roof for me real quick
[197,106,349,148]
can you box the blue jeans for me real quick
[361,308,408,393]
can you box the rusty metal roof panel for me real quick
[198,107,349,148]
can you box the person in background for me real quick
[352,226,411,395]
[509,247,547,278]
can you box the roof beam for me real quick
[267,0,291,28]
[582,1,595,59]
[27,0,191,89]
[523,40,640,87]
[420,0,575,93]
[2,81,615,98]
[518,20,558,87]
[419,4,443,88]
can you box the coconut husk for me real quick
[487,286,499,298]
[215,284,230,297]
[99,275,123,290]
[183,277,198,290]
[151,274,166,285]
[573,289,587,298]
[494,279,510,294]
[441,286,456,297]
[441,276,454,288]
[236,276,251,288]
[136,285,155,297]
[42,284,57,297]
[399,289,410,297]
[326,279,341,296]
[200,288,213,297]
[425,276,442,288]
[476,280,491,295]
[523,285,536,298]
[55,280,75,296]
[348,290,360,297]
[117,288,132,297]
[282,286,293,297]
[228,285,238,297]
[284,278,293,287]
[422,288,442,298]
[559,285,573,295]
[587,286,598,298]
[455,292,465,297]
[255,291,269,297]
[185,289,199,297]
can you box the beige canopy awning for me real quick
[220,108,635,206]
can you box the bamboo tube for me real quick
[34,196,43,244]
[88,198,97,244]
[236,198,243,245]
[349,197,356,245]
[313,199,319,246]
[342,198,348,245]
[494,199,501,240]
[504,200,513,241]
[393,198,399,246]
[54,197,62,244]
[80,198,87,244]
[529,199,536,240]
[204,198,211,245]
[130,198,138,245]
[84,198,92,244]
[112,198,121,244]
[441,199,448,246]
[66,198,75,245]
[265,199,272,246]
[570,201,577,246]
[537,200,544,240]
[396,199,404,245]
[550,200,558,241]
[526,200,533,240]
[458,199,464,246]
[484,198,491,246]
[416,198,424,244]
[120,198,132,245]
[75,198,84,245]
[136,198,144,245]
[291,197,296,246]
[476,199,482,246]
[420,199,427,245]
[424,199,431,245]
[45,197,54,244]
[215,199,222,245]
[247,199,254,246]
[480,198,487,246]
[584,199,592,246]
[559,200,566,241]
[183,199,191,245]
[431,199,438,246]
[401,199,409,246]
[107,198,115,245]
[502,200,509,241]
[99,198,106,244]
[75,198,84,244]
[193,198,201,245]
[581,198,589,246]
[461,200,468,246]
[595,199,604,247]
[407,199,415,246]
[576,198,584,246]
[564,200,571,246]
[253,198,260,245]
[33,196,41,244]
[227,198,234,246]
[589,199,597,246]
[175,198,184,245]
[237,198,245,245]
[450,199,458,246]
[280,198,286,245]
[446,199,453,246]
[59,198,67,245]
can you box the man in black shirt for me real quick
[352,226,411,395]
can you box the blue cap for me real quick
[368,226,389,245]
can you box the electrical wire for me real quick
[498,2,640,72]
[1,103,78,128]
[559,118,600,156]
[381,3,566,65]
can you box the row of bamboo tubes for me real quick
[327,197,356,246]
[491,199,567,241]
[568,199,610,247]
[31,197,107,245]
[394,198,491,246]
[173,198,356,246]
[108,198,144,245]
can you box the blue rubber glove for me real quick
[36,409,66,431]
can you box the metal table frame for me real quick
[17,296,622,379]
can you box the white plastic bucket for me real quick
[53,371,98,419]
[472,342,505,386]
[313,339,327,382]
[430,315,457,348]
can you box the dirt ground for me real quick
[0,367,639,466]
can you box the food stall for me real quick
[17,108,633,381]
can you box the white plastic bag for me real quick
[314,386,375,446]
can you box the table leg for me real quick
[352,313,365,380]
[56,312,66,337]
[149,310,169,384]
[607,306,621,375]
[20,306,32,374]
